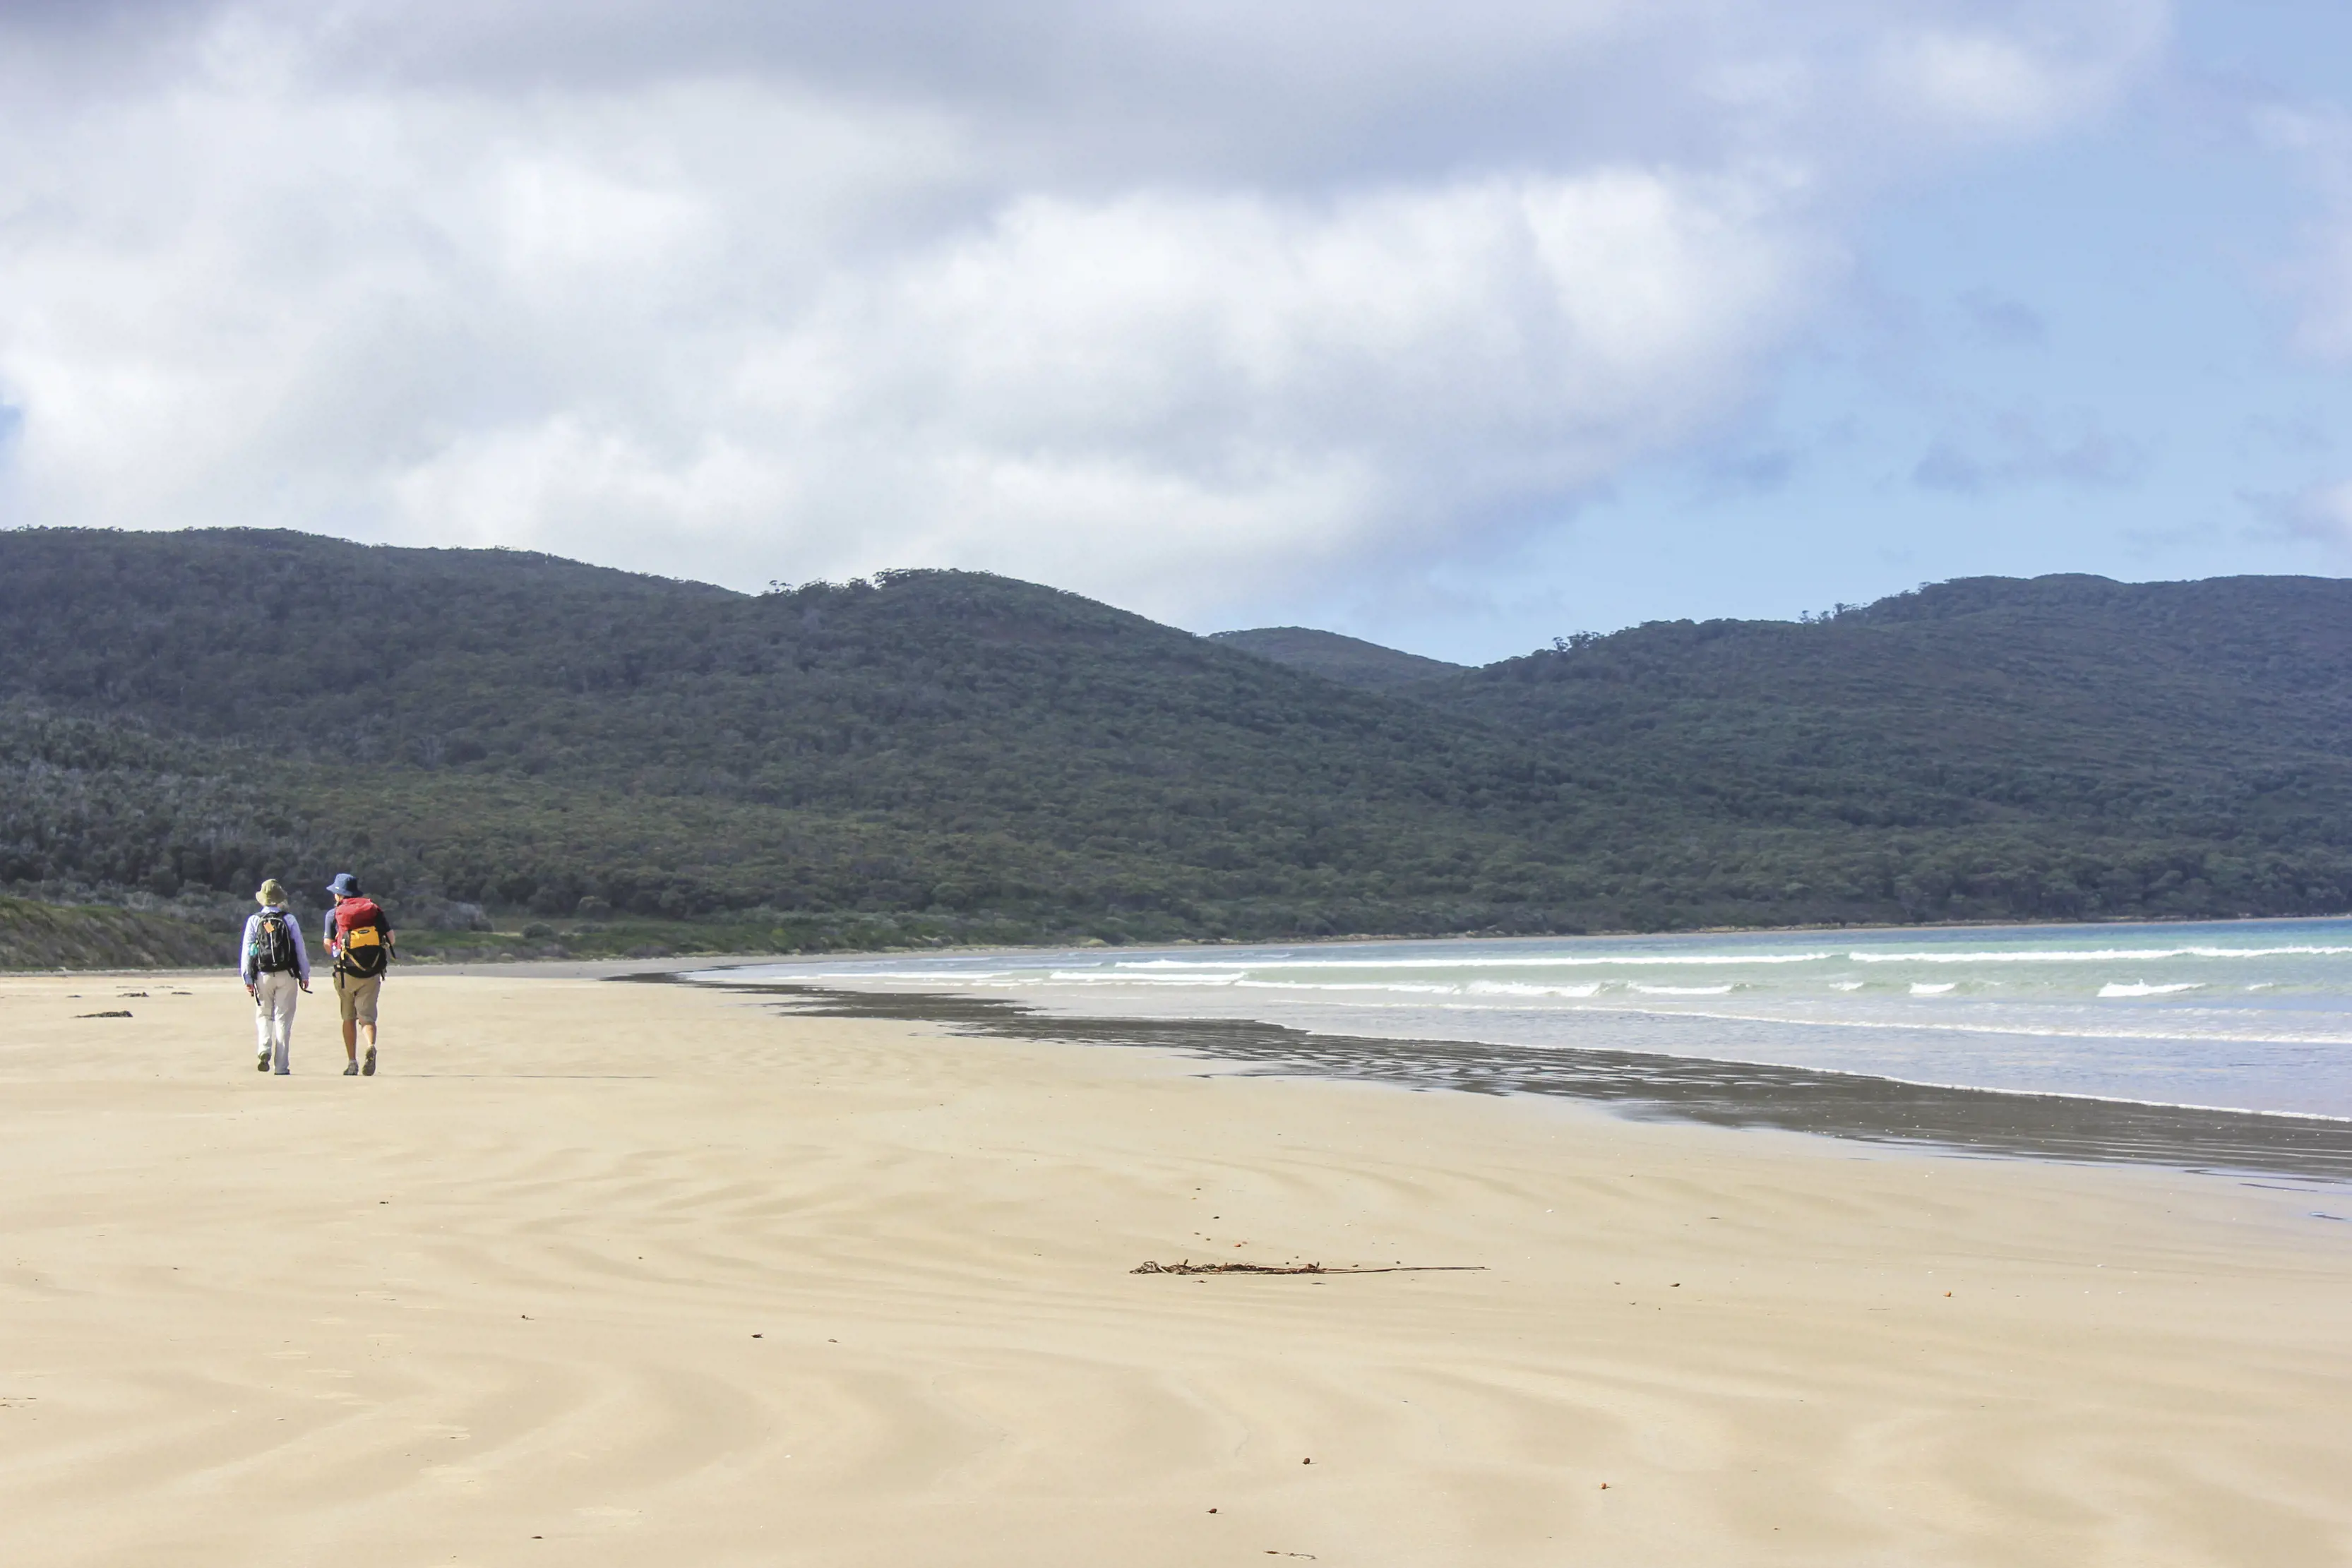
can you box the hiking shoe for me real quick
[342,1061,359,1076]
[362,1047,376,1077]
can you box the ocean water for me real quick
[708,918,2352,1120]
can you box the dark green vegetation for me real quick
[1211,626,1465,691]
[4,527,2348,961]
[392,912,1043,965]
[1416,575,2352,924]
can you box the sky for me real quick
[1,1,2349,663]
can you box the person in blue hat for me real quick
[323,873,396,1076]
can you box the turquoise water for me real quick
[712,918,2352,1118]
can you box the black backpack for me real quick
[249,910,297,974]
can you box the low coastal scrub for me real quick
[395,911,1056,963]
[0,895,223,971]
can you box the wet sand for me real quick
[1,971,2348,1566]
[730,983,2352,1180]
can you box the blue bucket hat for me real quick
[326,872,364,898]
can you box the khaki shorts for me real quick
[335,971,383,1025]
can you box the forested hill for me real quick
[1416,574,2352,852]
[1210,627,1465,690]
[0,527,1577,940]
[4,527,2351,948]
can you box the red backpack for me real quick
[335,898,393,978]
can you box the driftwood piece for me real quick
[1132,1259,1486,1276]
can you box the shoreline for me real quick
[710,980,2352,1185]
[11,904,2350,981]
[36,923,2352,1165]
[419,904,2352,965]
[669,914,2352,1144]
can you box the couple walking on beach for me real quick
[239,872,395,1077]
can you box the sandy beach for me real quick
[1,971,2348,1567]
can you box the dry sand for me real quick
[1,971,2348,1567]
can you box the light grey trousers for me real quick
[253,970,299,1072]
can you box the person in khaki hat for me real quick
[238,879,311,1075]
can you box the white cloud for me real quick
[359,167,1832,602]
[0,0,2166,621]
[1873,10,2157,143]
[2258,477,2352,546]
[2255,102,2352,360]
